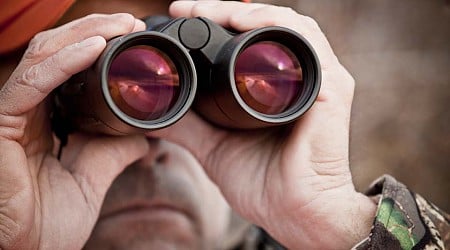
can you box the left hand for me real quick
[0,13,149,250]
[149,1,376,249]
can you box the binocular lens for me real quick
[234,41,304,115]
[54,18,320,134]
[108,45,180,121]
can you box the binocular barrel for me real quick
[53,16,321,135]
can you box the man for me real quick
[0,0,447,249]
[84,139,232,249]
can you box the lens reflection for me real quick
[234,41,303,115]
[108,45,180,121]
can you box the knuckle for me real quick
[24,32,48,61]
[18,63,52,95]
[20,65,39,90]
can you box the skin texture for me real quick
[0,14,150,250]
[83,139,230,250]
[150,2,377,249]
[0,1,376,250]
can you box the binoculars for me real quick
[53,16,321,135]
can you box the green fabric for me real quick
[354,175,449,250]
[250,175,449,250]
[376,198,419,250]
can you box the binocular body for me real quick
[54,16,321,135]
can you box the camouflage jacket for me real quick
[235,175,449,250]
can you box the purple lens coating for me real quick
[108,45,180,120]
[234,41,304,115]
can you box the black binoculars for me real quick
[53,16,321,135]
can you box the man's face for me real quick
[0,0,245,248]
[33,0,229,249]
[83,138,230,249]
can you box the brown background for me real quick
[255,0,450,210]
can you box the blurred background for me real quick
[255,0,450,210]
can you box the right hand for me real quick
[149,2,376,249]
[0,14,149,250]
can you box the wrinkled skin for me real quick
[0,13,149,250]
[0,1,376,250]
[83,139,231,250]
[150,2,377,249]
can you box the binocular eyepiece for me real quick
[54,16,321,135]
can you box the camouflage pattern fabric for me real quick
[236,175,449,249]
[354,175,449,250]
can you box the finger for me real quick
[69,134,149,206]
[224,3,353,105]
[24,13,145,62]
[170,1,336,67]
[147,111,226,166]
[0,140,34,249]
[170,1,348,100]
[0,36,106,115]
[172,2,352,104]
[230,6,338,67]
[169,1,265,27]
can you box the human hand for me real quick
[0,14,149,250]
[150,1,377,249]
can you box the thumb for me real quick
[147,111,226,166]
[68,134,149,207]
